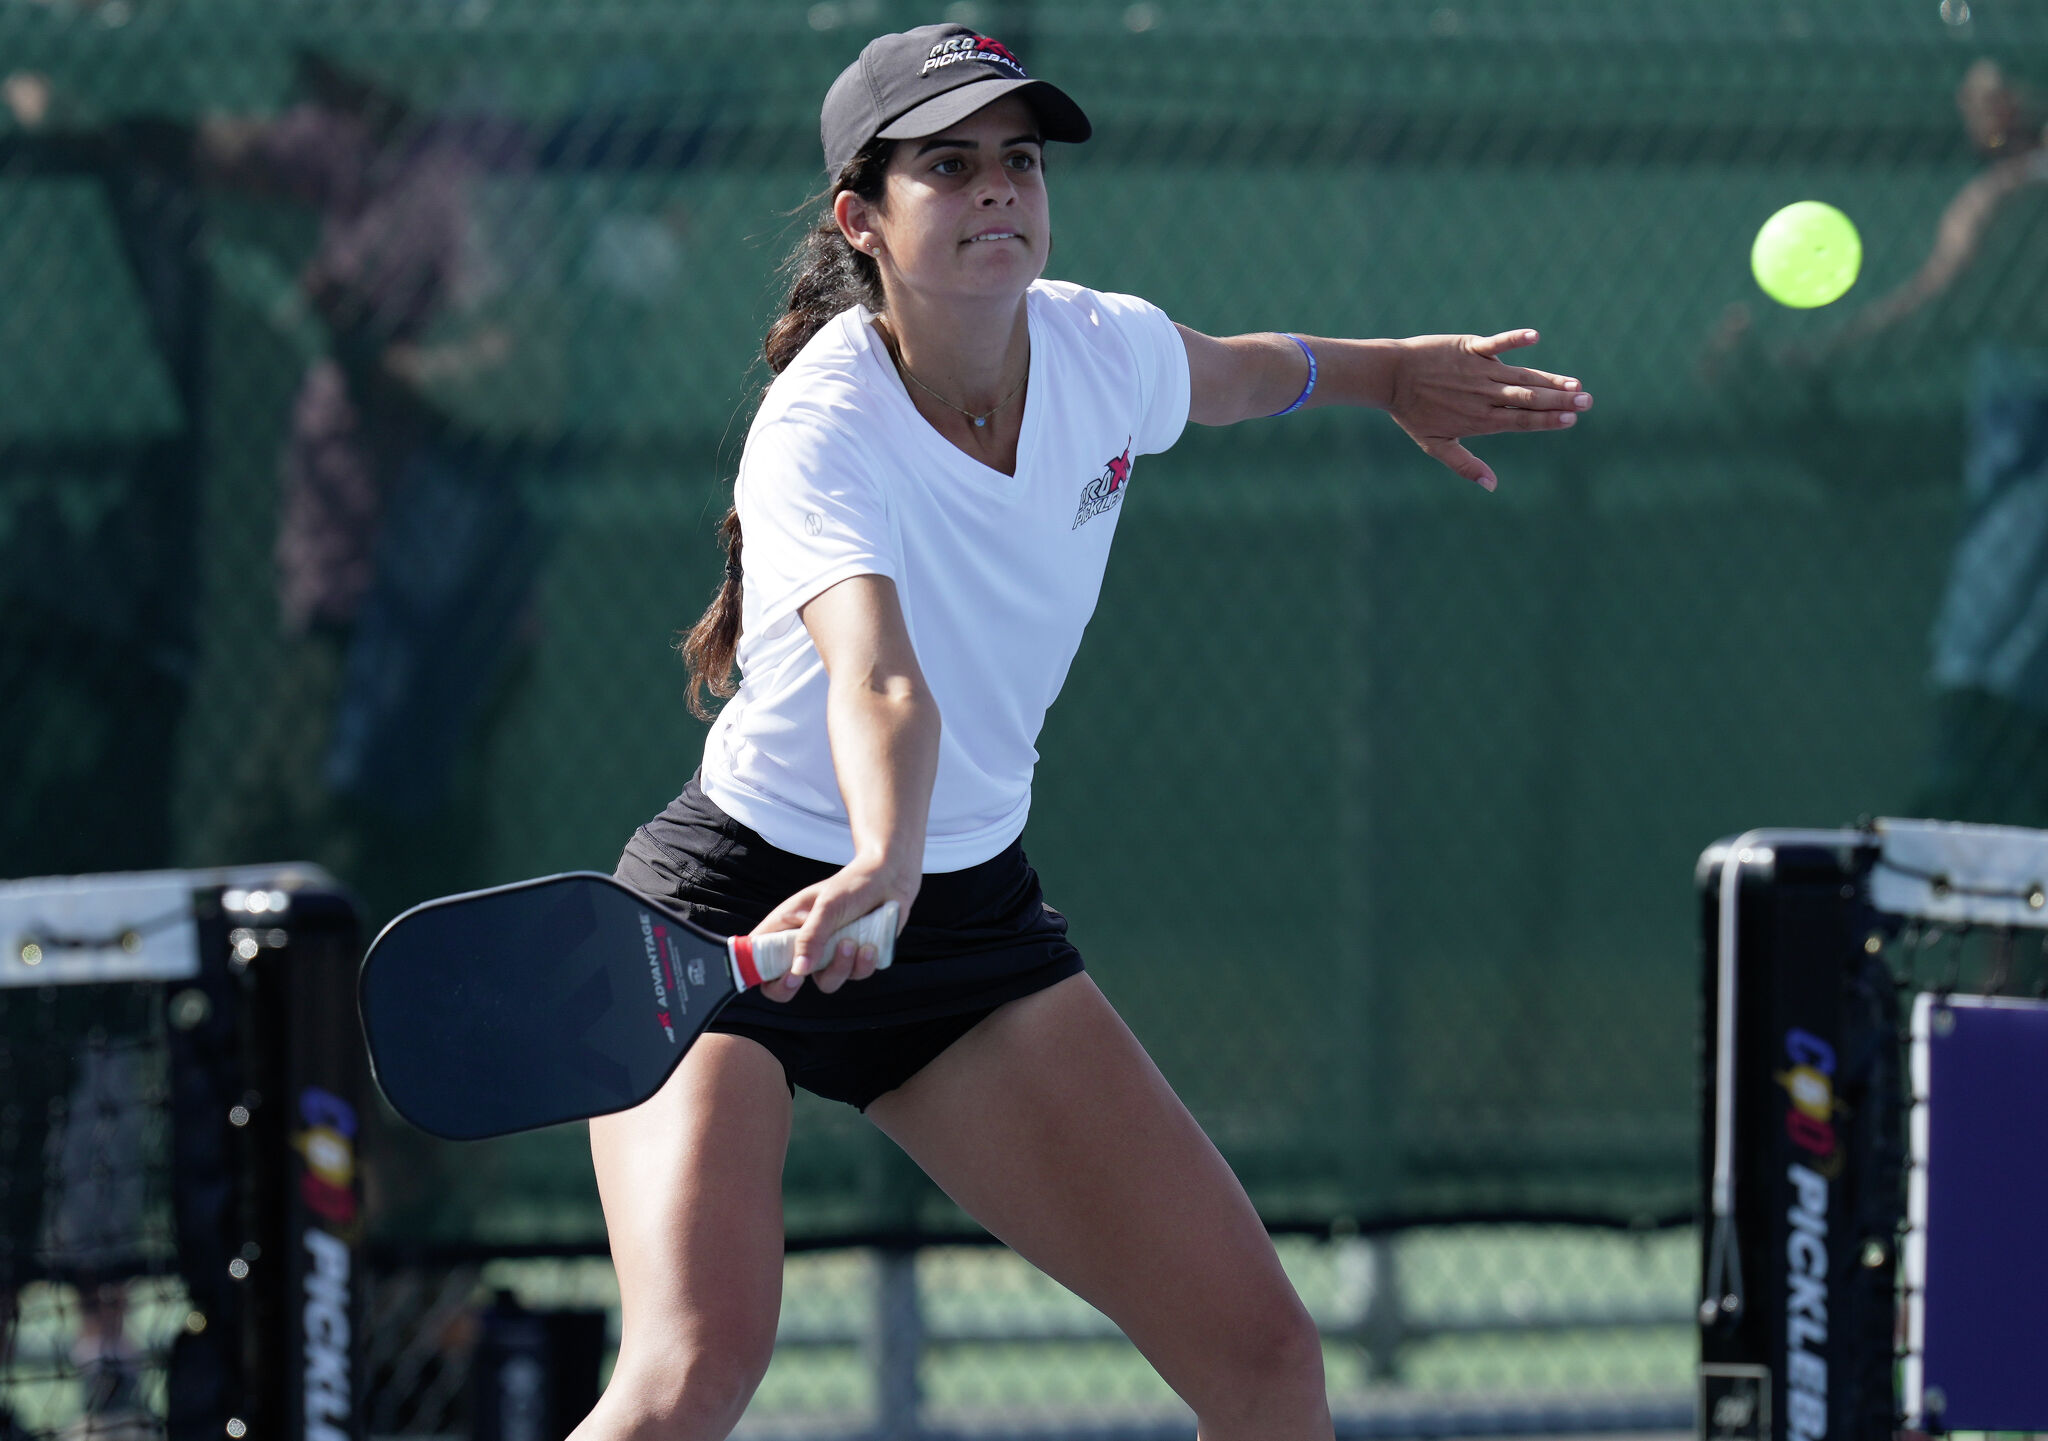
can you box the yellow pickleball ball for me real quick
[1751,201,1862,308]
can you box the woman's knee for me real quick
[599,1328,777,1439]
[1186,1289,1328,1426]
[1245,1291,1327,1389]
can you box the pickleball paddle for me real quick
[358,871,896,1139]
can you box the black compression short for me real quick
[612,775,1083,1109]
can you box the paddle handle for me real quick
[728,902,899,989]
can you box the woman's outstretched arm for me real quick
[1176,325,1592,491]
[751,572,939,1000]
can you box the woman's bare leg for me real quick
[866,975,1333,1441]
[571,1033,793,1441]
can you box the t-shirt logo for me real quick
[1072,440,1133,530]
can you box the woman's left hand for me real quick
[1385,330,1591,492]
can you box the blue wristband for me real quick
[1266,334,1318,417]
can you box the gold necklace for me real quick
[880,327,1029,431]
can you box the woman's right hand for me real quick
[751,860,917,1002]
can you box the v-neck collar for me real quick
[853,294,1040,494]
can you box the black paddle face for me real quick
[358,872,739,1140]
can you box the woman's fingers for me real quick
[849,942,884,983]
[752,883,839,1000]
[793,884,893,980]
[1457,409,1575,435]
[809,938,887,994]
[1471,334,1588,394]
[1441,401,1579,435]
[791,892,862,976]
[1498,364,1582,393]
[807,937,859,994]
[1496,384,1590,411]
[799,896,872,990]
[1411,342,1591,413]
[1423,438,1496,491]
[754,890,817,1003]
[1470,328,1540,358]
[754,869,906,1001]
[1390,332,1589,490]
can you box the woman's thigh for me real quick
[865,976,1328,1432]
[589,1032,794,1380]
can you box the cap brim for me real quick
[876,78,1091,147]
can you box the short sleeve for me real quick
[1089,289,1192,457]
[735,416,902,634]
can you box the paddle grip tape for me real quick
[728,901,899,989]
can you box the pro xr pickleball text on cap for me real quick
[821,24,1092,178]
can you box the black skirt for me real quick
[612,776,1084,1106]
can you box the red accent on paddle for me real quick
[731,934,762,989]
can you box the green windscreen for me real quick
[5,0,2045,1247]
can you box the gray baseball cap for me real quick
[821,23,1091,178]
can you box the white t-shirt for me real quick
[700,279,1191,871]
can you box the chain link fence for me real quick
[8,0,2048,1432]
[355,1235,1695,1440]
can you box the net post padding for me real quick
[218,879,365,1441]
[1696,819,2048,1441]
[0,868,364,1441]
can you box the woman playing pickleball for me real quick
[584,24,1591,1441]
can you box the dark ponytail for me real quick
[680,138,896,720]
